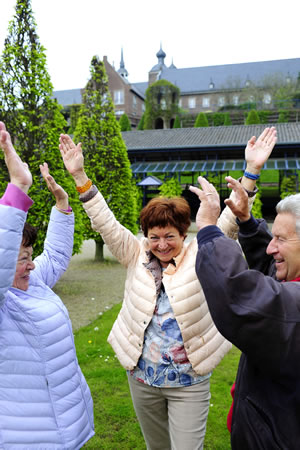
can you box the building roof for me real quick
[53,88,82,106]
[122,122,300,150]
[133,58,300,97]
[123,123,300,173]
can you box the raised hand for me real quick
[0,122,32,193]
[245,127,277,174]
[59,134,89,187]
[224,176,251,222]
[189,176,221,230]
[40,163,69,211]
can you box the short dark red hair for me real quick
[22,222,38,247]
[140,197,191,237]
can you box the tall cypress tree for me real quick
[0,0,84,254]
[74,56,138,261]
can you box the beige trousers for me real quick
[127,374,211,450]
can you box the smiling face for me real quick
[13,244,35,291]
[266,212,300,281]
[148,226,185,268]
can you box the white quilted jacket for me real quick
[0,203,94,449]
[83,191,246,375]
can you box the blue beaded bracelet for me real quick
[244,171,260,180]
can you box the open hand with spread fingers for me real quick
[245,126,277,174]
[224,176,251,222]
[0,121,32,194]
[40,162,69,211]
[189,176,221,230]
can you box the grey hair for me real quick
[276,193,300,238]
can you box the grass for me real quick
[75,303,240,449]
[55,253,240,449]
[55,255,239,450]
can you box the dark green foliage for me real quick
[173,115,181,128]
[212,112,225,126]
[245,109,261,125]
[143,79,180,129]
[224,113,232,126]
[119,113,132,131]
[74,56,138,260]
[0,0,84,255]
[69,104,82,133]
[257,110,270,124]
[277,110,290,123]
[194,112,209,127]
[137,113,145,130]
[251,186,263,218]
[280,175,298,199]
[158,177,182,197]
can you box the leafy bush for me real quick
[159,177,183,197]
[245,109,261,125]
[194,112,209,127]
[173,115,181,128]
[280,175,298,199]
[119,113,132,131]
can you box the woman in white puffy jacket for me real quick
[0,122,94,449]
[59,127,276,450]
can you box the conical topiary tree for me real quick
[194,112,209,127]
[173,115,181,128]
[74,55,138,260]
[245,109,261,125]
[119,113,132,131]
[0,0,84,255]
[224,113,232,126]
[137,113,145,130]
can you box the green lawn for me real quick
[75,303,240,449]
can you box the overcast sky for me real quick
[0,0,299,91]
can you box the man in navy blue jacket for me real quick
[190,175,300,450]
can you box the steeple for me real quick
[117,48,128,79]
[156,43,166,67]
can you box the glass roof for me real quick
[131,158,300,173]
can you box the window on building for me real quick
[248,95,255,103]
[189,97,196,109]
[202,97,210,108]
[178,99,182,108]
[161,99,167,110]
[115,110,124,116]
[132,95,137,108]
[114,90,124,105]
[263,93,272,104]
[218,96,225,107]
[232,95,239,106]
[142,103,145,112]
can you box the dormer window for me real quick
[209,79,215,89]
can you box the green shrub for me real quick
[224,113,232,126]
[159,177,183,197]
[173,115,181,128]
[119,113,132,131]
[212,112,225,126]
[194,112,209,127]
[280,175,298,199]
[277,110,289,123]
[257,110,270,124]
[245,109,261,125]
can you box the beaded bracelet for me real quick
[244,171,260,180]
[76,179,92,194]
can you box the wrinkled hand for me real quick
[189,176,221,231]
[40,162,69,210]
[0,121,32,193]
[224,176,250,222]
[245,127,277,173]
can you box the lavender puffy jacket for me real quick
[0,191,94,449]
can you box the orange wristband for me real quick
[76,179,92,194]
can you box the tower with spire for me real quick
[117,48,128,80]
